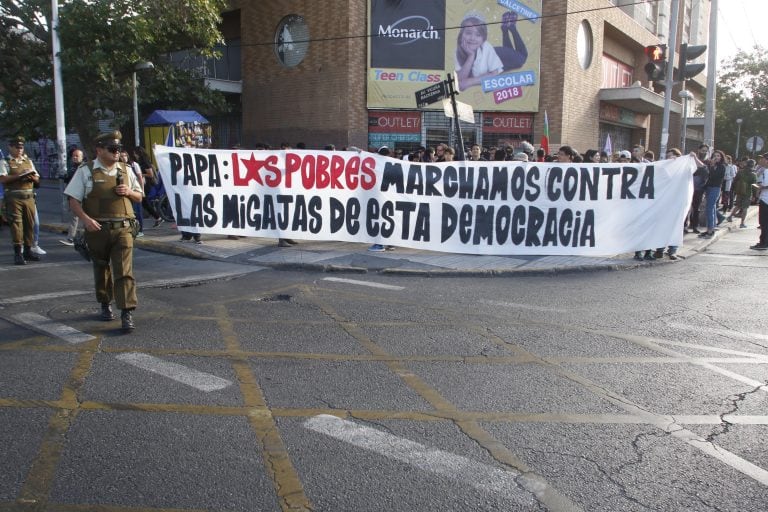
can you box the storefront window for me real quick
[481,113,534,152]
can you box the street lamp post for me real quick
[679,90,694,153]
[735,118,743,160]
[132,61,154,147]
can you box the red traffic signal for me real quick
[644,45,667,82]
[645,44,667,63]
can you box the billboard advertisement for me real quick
[368,0,542,112]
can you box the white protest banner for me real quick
[153,145,695,256]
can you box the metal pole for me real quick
[133,71,140,146]
[735,120,742,159]
[703,0,718,147]
[51,0,68,221]
[446,74,465,161]
[681,97,688,152]
[659,0,680,158]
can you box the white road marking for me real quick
[12,312,95,344]
[304,414,537,507]
[0,269,262,305]
[322,277,404,290]
[1,290,92,305]
[115,352,232,392]
[666,322,768,343]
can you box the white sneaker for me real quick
[59,239,74,246]
[31,245,47,255]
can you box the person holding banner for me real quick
[687,144,710,234]
[556,146,575,163]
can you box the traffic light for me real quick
[676,43,707,81]
[644,44,667,82]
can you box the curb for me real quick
[42,210,756,276]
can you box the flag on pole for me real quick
[603,133,612,156]
[165,125,175,147]
[540,110,550,156]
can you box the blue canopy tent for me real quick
[143,110,212,154]
[144,110,209,126]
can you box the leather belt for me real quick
[6,191,34,199]
[98,219,131,229]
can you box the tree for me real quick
[0,0,228,149]
[714,46,768,159]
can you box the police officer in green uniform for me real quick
[64,131,144,332]
[0,136,41,265]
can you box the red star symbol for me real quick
[238,153,266,186]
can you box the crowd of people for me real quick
[5,136,767,255]
[369,140,655,166]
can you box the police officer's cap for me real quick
[94,130,122,147]
[9,135,25,147]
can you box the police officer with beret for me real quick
[0,136,41,265]
[64,131,144,332]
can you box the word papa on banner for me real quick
[153,145,696,257]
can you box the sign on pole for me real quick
[415,81,448,108]
[442,99,475,124]
[746,136,764,153]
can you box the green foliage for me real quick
[0,0,228,146]
[715,47,768,158]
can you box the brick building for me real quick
[220,0,709,157]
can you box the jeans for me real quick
[705,186,722,231]
[760,201,768,247]
[689,189,704,230]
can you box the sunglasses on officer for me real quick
[101,145,123,153]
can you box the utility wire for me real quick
[230,0,663,48]
[739,0,758,50]
[717,6,740,54]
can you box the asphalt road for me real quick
[0,220,767,511]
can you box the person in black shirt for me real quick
[700,149,727,238]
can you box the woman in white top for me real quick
[722,154,738,212]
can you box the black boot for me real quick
[13,245,25,265]
[100,303,115,321]
[121,309,135,332]
[23,246,40,262]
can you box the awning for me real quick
[144,110,209,126]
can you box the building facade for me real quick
[223,0,709,157]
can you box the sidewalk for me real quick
[39,212,751,276]
[35,182,752,276]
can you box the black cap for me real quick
[9,135,25,147]
[94,130,122,147]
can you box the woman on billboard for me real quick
[455,11,528,91]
